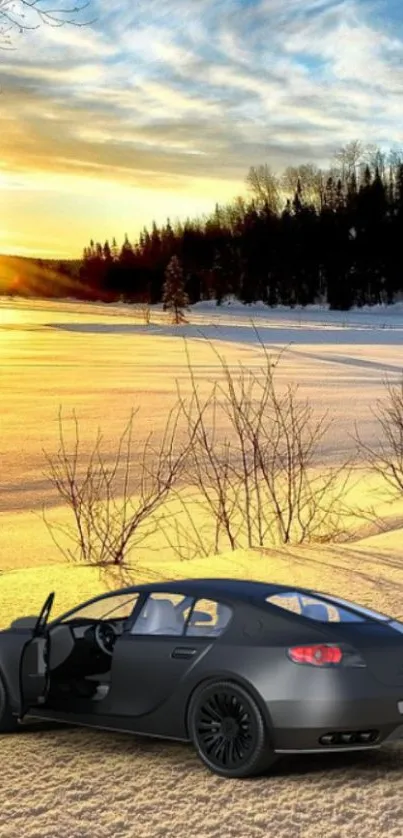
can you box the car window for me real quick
[321,594,390,622]
[60,593,139,623]
[185,599,233,637]
[130,593,191,636]
[266,592,366,623]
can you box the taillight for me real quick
[288,644,343,666]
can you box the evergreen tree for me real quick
[267,271,278,306]
[335,179,344,211]
[146,222,165,303]
[119,235,138,300]
[103,241,112,263]
[162,256,189,323]
[111,237,119,261]
[211,244,237,304]
[292,178,303,215]
[161,219,176,257]
[66,145,403,311]
[396,164,403,216]
[212,250,226,305]
[324,177,336,211]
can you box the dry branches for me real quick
[42,337,353,575]
[42,404,187,573]
[167,335,351,559]
[356,377,403,498]
[0,0,94,49]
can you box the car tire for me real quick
[188,680,277,778]
[0,673,19,733]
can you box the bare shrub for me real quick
[134,302,151,325]
[162,336,351,559]
[356,377,403,498]
[42,333,353,575]
[143,304,151,325]
[42,404,188,576]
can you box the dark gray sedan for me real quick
[1,577,403,778]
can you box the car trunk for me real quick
[336,622,403,687]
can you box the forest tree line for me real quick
[7,141,403,310]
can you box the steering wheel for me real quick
[94,621,118,656]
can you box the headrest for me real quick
[303,602,329,622]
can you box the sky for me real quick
[0,0,402,258]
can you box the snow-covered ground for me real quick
[2,296,403,492]
[1,296,403,566]
[2,296,403,838]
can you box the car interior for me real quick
[267,591,369,623]
[132,598,232,636]
[41,594,232,708]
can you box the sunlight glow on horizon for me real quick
[0,171,243,259]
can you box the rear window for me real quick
[322,594,390,622]
[266,592,366,623]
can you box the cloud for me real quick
[1,0,403,255]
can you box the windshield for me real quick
[58,593,139,623]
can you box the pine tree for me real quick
[212,250,225,305]
[292,178,303,214]
[396,164,403,216]
[119,235,137,300]
[162,256,189,323]
[324,177,336,211]
[103,241,112,263]
[363,165,372,189]
[72,145,403,310]
[111,237,119,261]
[335,179,344,211]
[161,219,176,257]
[212,245,236,304]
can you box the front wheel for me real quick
[188,680,277,778]
[0,674,19,733]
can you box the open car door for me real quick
[19,592,55,715]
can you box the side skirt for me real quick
[275,745,381,754]
[23,709,190,743]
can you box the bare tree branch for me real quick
[246,164,281,213]
[355,376,403,499]
[163,334,352,561]
[42,333,354,574]
[0,0,94,49]
[42,403,188,574]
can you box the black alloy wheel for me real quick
[188,680,277,778]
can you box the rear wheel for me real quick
[0,674,19,733]
[188,680,277,778]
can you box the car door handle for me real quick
[171,647,197,659]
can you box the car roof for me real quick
[117,577,316,602]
